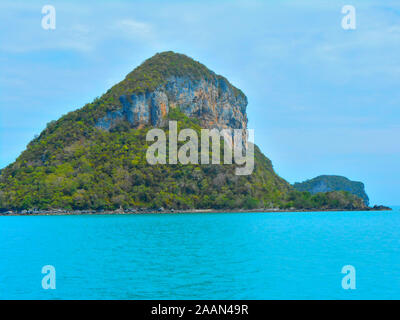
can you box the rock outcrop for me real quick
[95,75,247,132]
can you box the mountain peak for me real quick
[110,51,245,99]
[89,51,248,131]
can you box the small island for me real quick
[0,52,391,215]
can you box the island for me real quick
[0,52,391,214]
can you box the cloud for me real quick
[114,19,154,40]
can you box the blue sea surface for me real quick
[0,207,399,300]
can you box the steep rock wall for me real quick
[95,76,248,131]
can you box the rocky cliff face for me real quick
[95,72,247,132]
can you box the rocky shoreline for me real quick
[0,205,392,216]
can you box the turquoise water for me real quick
[0,207,399,300]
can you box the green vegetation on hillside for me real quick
[0,108,365,211]
[111,51,245,97]
[0,108,291,210]
[283,190,366,210]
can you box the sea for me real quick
[0,207,399,300]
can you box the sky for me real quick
[0,0,399,205]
